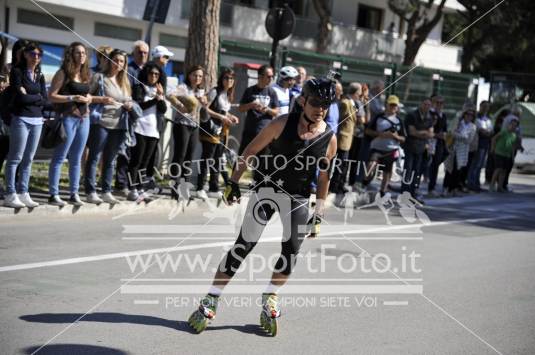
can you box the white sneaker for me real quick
[4,193,27,208]
[48,195,66,207]
[196,190,208,201]
[207,191,223,199]
[86,192,103,204]
[102,192,120,204]
[69,194,84,207]
[18,193,39,208]
[127,189,139,201]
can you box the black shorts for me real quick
[369,149,398,171]
[494,154,512,170]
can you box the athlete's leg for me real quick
[260,197,309,336]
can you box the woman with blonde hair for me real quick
[169,64,208,198]
[84,49,133,204]
[47,42,114,206]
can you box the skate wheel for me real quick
[188,310,208,333]
[260,312,278,336]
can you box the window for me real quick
[182,0,233,25]
[40,43,65,75]
[94,22,142,41]
[181,0,191,19]
[159,33,188,48]
[357,4,383,31]
[17,8,74,31]
[268,0,305,15]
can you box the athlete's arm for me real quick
[231,116,288,182]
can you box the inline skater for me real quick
[187,78,337,336]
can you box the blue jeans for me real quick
[48,116,90,195]
[401,150,424,196]
[84,124,126,193]
[467,146,488,189]
[4,117,42,194]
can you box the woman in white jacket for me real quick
[443,106,476,196]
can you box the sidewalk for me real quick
[1,170,534,219]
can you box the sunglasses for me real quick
[163,55,170,59]
[263,75,274,79]
[27,51,42,58]
[223,76,234,80]
[149,71,160,76]
[307,97,331,109]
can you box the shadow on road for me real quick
[20,312,197,334]
[206,323,272,336]
[23,343,129,354]
[20,312,273,337]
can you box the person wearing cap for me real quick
[443,105,477,196]
[359,95,406,196]
[272,66,298,116]
[151,45,173,93]
[401,97,434,202]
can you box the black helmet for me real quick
[302,78,336,104]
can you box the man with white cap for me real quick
[272,66,298,116]
[151,45,174,92]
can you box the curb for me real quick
[0,196,206,219]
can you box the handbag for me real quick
[41,118,66,149]
[89,73,105,124]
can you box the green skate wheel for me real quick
[188,310,208,333]
[268,317,278,337]
[259,311,278,336]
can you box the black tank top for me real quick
[59,80,90,117]
[255,112,333,197]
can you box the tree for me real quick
[311,0,332,54]
[388,0,447,66]
[184,0,221,89]
[444,0,535,76]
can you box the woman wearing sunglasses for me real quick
[3,43,46,208]
[188,78,337,336]
[168,65,207,197]
[126,62,167,201]
[196,67,239,199]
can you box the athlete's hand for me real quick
[306,214,323,238]
[223,181,241,205]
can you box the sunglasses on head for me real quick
[307,97,331,109]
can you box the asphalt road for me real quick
[1,173,534,355]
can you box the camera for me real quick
[241,187,292,243]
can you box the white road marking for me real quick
[133,299,159,305]
[0,216,513,273]
[383,300,409,306]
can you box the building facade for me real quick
[1,0,463,77]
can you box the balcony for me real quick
[219,2,461,71]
